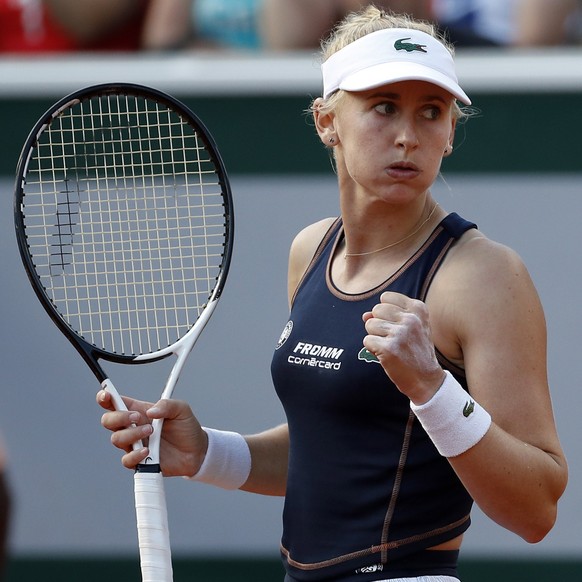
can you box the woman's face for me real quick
[330,80,456,204]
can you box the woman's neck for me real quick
[340,194,440,260]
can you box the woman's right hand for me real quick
[97,390,208,478]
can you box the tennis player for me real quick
[98,6,568,581]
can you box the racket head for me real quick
[14,83,234,381]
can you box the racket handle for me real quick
[134,471,173,582]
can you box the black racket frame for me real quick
[13,82,234,383]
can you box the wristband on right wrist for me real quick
[410,371,492,458]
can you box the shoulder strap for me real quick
[427,212,477,387]
[290,218,342,306]
[418,212,477,300]
[440,212,477,239]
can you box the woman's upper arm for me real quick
[440,236,562,455]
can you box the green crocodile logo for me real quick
[394,37,427,53]
[463,400,475,418]
[358,347,380,364]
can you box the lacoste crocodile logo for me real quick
[394,37,427,53]
[463,400,475,417]
[358,347,380,364]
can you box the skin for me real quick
[141,0,191,50]
[514,0,579,46]
[99,79,568,548]
[45,0,142,44]
[261,1,435,49]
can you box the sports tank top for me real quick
[271,212,477,581]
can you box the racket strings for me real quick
[21,92,228,356]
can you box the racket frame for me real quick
[13,83,235,582]
[14,82,234,384]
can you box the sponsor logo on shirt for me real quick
[287,341,344,370]
[275,320,293,350]
[357,347,380,364]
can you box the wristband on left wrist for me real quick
[410,371,492,458]
[185,427,251,490]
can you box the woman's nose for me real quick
[394,118,419,150]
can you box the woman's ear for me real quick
[313,97,338,147]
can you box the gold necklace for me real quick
[344,203,439,259]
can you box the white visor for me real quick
[322,28,471,105]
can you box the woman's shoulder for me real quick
[287,217,338,303]
[429,226,542,361]
[291,216,338,251]
[444,227,530,280]
[432,225,537,309]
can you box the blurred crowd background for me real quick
[0,0,581,55]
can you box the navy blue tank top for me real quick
[271,213,477,581]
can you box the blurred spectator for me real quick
[430,0,516,46]
[142,0,264,51]
[261,0,434,49]
[141,1,433,52]
[515,0,582,46]
[431,0,582,47]
[0,0,149,53]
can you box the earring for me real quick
[329,136,335,144]
[444,144,453,154]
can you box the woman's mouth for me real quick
[386,161,420,180]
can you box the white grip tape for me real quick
[410,371,492,458]
[186,428,251,490]
[134,472,173,582]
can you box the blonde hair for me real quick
[313,5,467,119]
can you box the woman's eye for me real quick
[422,106,441,119]
[374,103,396,115]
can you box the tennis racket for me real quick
[13,83,234,581]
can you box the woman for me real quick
[98,7,568,581]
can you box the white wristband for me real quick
[186,428,251,490]
[410,371,492,458]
